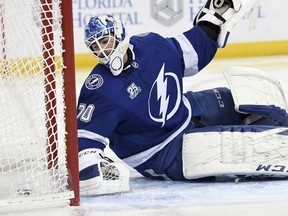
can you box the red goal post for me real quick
[0,0,79,210]
[61,0,80,206]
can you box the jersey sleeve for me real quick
[173,25,218,77]
[77,86,122,152]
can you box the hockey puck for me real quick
[17,189,32,196]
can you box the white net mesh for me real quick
[0,0,74,208]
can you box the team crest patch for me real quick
[85,74,103,90]
[127,82,141,99]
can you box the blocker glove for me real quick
[79,148,130,196]
[79,148,116,195]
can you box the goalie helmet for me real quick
[84,14,130,76]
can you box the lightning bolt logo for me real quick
[156,64,170,127]
[149,63,181,127]
[90,77,99,85]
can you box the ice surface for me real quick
[77,169,288,216]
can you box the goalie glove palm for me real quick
[195,0,262,48]
[194,0,241,24]
[194,0,242,47]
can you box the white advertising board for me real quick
[72,0,288,54]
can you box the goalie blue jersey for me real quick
[77,25,218,173]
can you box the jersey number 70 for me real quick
[77,103,95,123]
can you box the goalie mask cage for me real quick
[0,0,79,211]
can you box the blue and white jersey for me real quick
[77,25,218,172]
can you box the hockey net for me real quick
[0,0,79,210]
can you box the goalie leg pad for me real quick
[224,66,287,111]
[224,67,288,126]
[182,125,288,179]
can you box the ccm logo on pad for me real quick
[256,164,288,173]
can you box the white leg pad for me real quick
[182,126,288,179]
[224,66,287,112]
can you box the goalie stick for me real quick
[249,0,261,30]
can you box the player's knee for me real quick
[186,88,242,126]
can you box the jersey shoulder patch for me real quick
[85,73,104,90]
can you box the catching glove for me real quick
[194,0,261,48]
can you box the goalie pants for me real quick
[184,87,244,127]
